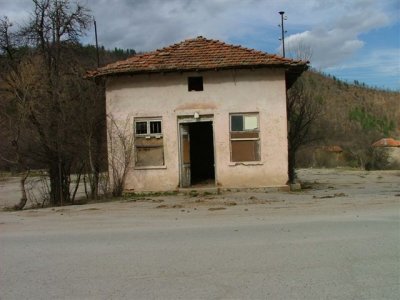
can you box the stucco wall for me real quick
[386,148,400,168]
[106,68,289,191]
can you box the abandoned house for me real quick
[88,36,307,191]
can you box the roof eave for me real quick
[285,64,309,90]
[87,62,308,79]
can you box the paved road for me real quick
[1,209,399,299]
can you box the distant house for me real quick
[88,36,307,192]
[372,138,400,148]
[372,138,400,168]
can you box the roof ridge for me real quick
[89,36,308,77]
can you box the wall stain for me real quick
[175,102,217,111]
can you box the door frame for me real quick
[177,115,216,188]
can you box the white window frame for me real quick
[134,118,163,138]
[229,113,261,162]
[134,117,165,168]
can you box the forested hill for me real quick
[296,70,400,168]
[303,70,399,141]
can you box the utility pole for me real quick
[94,18,100,67]
[278,11,287,57]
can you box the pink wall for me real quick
[106,68,289,191]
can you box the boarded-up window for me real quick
[230,113,260,162]
[134,118,164,167]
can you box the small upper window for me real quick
[188,76,203,91]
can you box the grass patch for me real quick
[189,190,199,197]
[124,190,178,198]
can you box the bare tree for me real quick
[0,18,32,209]
[0,110,30,210]
[284,40,322,184]
[107,114,134,197]
[287,75,323,183]
[77,80,106,200]
[286,40,313,62]
[0,0,93,206]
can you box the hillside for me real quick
[1,45,399,171]
[297,70,400,168]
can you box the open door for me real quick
[180,121,215,188]
[180,124,191,187]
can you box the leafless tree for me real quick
[0,0,93,206]
[107,114,134,197]
[285,41,322,184]
[287,75,323,183]
[286,40,313,62]
[0,108,30,209]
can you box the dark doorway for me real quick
[189,122,215,185]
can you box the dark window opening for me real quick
[231,115,244,131]
[188,76,203,91]
[150,121,162,134]
[135,122,147,134]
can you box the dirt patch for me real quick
[155,204,184,209]
[208,207,226,211]
[1,169,399,216]
[156,204,168,209]
[314,193,347,199]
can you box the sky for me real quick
[1,0,399,90]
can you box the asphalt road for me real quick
[1,169,399,299]
[1,209,399,300]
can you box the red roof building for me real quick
[372,138,400,147]
[96,36,308,192]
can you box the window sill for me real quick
[134,165,167,170]
[229,162,263,166]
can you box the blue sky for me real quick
[1,0,399,90]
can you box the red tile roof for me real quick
[372,138,400,147]
[87,36,308,78]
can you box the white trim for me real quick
[134,165,167,170]
[228,162,264,166]
[134,118,163,137]
[229,112,261,162]
[133,117,165,167]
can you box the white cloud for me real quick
[1,0,397,77]
[284,0,390,68]
[85,0,273,51]
[325,48,400,90]
[327,48,400,75]
[0,0,32,27]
